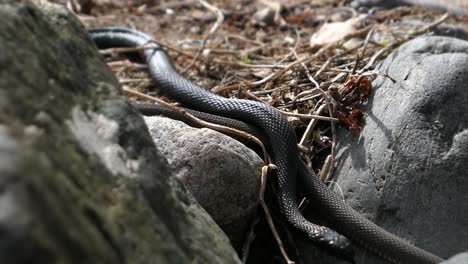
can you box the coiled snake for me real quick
[89,27,443,264]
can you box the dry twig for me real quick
[123,87,271,164]
[181,0,224,73]
[259,165,295,264]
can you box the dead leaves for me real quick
[330,76,372,133]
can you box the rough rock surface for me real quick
[351,0,468,15]
[441,252,468,264]
[351,1,468,41]
[331,36,468,263]
[144,116,262,250]
[0,1,241,263]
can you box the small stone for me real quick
[165,8,174,16]
[252,7,276,26]
[190,25,201,34]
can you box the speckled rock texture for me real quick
[351,0,468,15]
[0,1,241,263]
[144,116,262,250]
[332,36,468,263]
[441,252,468,264]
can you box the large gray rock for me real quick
[441,252,468,264]
[333,36,468,263]
[351,0,468,15]
[0,1,241,263]
[351,1,468,41]
[144,116,262,250]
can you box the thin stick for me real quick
[260,165,295,264]
[123,87,270,163]
[247,26,372,89]
[352,26,376,74]
[362,13,449,71]
[299,104,327,146]
[181,0,224,73]
[98,46,157,55]
[119,78,152,84]
[319,154,333,182]
[279,110,339,122]
[292,50,338,182]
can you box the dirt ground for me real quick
[57,1,468,263]
[77,0,467,164]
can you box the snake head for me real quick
[315,228,355,262]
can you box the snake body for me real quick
[89,27,443,264]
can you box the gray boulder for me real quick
[441,252,468,264]
[0,1,241,264]
[333,36,468,263]
[144,116,262,250]
[351,0,468,15]
[351,1,468,41]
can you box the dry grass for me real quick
[61,0,466,262]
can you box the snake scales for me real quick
[89,27,443,264]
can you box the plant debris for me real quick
[62,0,467,263]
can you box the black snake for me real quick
[89,27,443,264]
